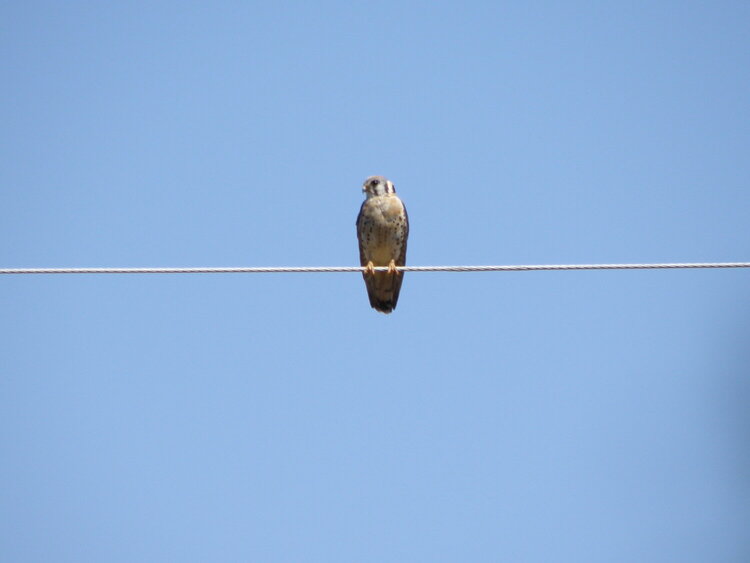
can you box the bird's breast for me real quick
[358,196,407,265]
[364,196,405,225]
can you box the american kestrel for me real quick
[356,176,409,313]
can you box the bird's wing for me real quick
[355,200,369,267]
[396,203,409,267]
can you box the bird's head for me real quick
[362,176,395,198]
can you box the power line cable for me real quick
[1,262,749,275]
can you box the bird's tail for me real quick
[364,271,404,314]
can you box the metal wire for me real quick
[1,262,749,275]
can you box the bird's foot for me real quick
[364,261,376,276]
[388,260,400,275]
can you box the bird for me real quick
[356,175,409,313]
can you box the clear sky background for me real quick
[2,2,749,561]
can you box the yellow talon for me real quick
[364,261,376,276]
[388,259,399,275]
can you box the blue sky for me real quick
[2,2,749,561]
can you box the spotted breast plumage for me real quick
[356,176,409,313]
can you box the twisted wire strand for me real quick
[1,262,749,275]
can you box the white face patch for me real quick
[363,177,396,198]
